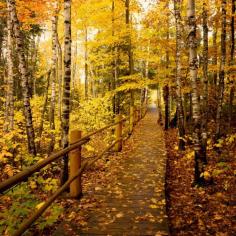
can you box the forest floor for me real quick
[165,129,236,236]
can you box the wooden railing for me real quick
[0,105,148,236]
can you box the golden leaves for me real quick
[149,204,158,209]
[36,201,45,210]
[4,164,14,177]
[115,212,124,218]
[149,199,166,209]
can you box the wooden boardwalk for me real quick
[54,107,169,236]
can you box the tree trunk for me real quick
[187,0,206,184]
[174,0,185,150]
[189,92,193,124]
[125,0,134,119]
[8,0,36,155]
[163,85,169,130]
[229,0,235,129]
[164,2,170,130]
[56,31,63,125]
[112,0,117,115]
[37,71,51,151]
[49,8,58,153]
[32,37,39,96]
[212,19,218,113]
[61,0,72,185]
[201,2,208,161]
[4,2,14,132]
[216,0,227,139]
[157,87,163,124]
[84,26,88,100]
[71,40,78,106]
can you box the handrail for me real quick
[0,117,128,194]
[78,117,127,142]
[13,139,121,236]
[0,138,90,193]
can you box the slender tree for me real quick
[125,0,135,128]
[4,1,14,132]
[8,0,36,155]
[49,6,59,152]
[229,0,235,129]
[216,0,227,139]
[174,0,185,150]
[201,1,209,161]
[212,18,218,104]
[61,0,72,184]
[84,26,89,100]
[37,71,51,151]
[187,0,206,183]
[112,0,118,115]
[164,0,170,130]
[56,30,63,124]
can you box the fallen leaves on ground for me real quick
[165,128,236,236]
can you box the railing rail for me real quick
[0,117,129,194]
[0,138,90,193]
[13,139,122,236]
[0,104,148,236]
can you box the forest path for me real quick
[54,107,169,236]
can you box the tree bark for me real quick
[187,0,206,184]
[84,26,89,100]
[174,0,185,150]
[37,71,51,151]
[157,87,163,124]
[216,0,227,139]
[164,1,170,130]
[212,19,218,111]
[49,8,59,153]
[8,0,36,155]
[112,0,118,115]
[125,0,134,119]
[4,2,14,132]
[56,31,63,125]
[201,2,208,161]
[61,0,72,185]
[229,0,235,129]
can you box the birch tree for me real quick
[229,0,235,128]
[125,0,134,118]
[164,0,170,130]
[201,1,209,160]
[174,0,185,150]
[8,0,36,155]
[49,5,59,152]
[187,0,206,183]
[216,0,226,139]
[61,0,72,184]
[4,1,14,132]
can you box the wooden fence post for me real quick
[69,130,82,198]
[129,105,134,134]
[115,114,123,152]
